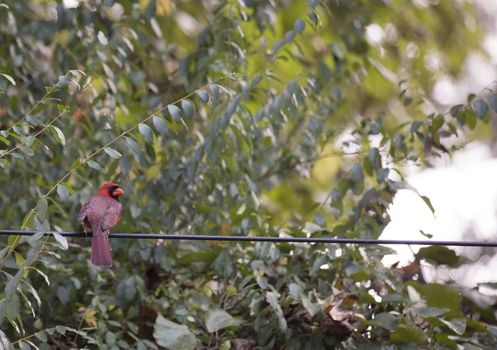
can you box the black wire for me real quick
[0,230,496,247]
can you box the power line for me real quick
[0,230,496,247]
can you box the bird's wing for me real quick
[77,197,94,223]
[101,200,122,231]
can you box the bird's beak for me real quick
[113,188,124,197]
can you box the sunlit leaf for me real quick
[104,147,122,159]
[441,318,466,335]
[87,160,101,169]
[138,123,154,143]
[167,104,181,121]
[196,90,209,103]
[153,315,198,350]
[56,184,70,201]
[153,116,168,135]
[266,292,287,332]
[53,232,68,250]
[50,125,66,146]
[1,73,15,85]
[36,196,48,220]
[472,99,488,119]
[487,94,497,113]
[205,309,241,333]
[181,100,194,118]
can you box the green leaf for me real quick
[284,30,296,42]
[5,294,20,320]
[205,309,241,333]
[181,100,194,118]
[410,306,449,318]
[0,329,11,350]
[294,18,306,33]
[87,160,101,169]
[5,271,22,297]
[1,73,15,85]
[50,126,66,146]
[209,85,220,106]
[441,318,466,335]
[487,94,497,113]
[36,196,48,220]
[472,99,488,119]
[104,147,122,159]
[152,116,168,135]
[214,251,234,278]
[390,326,427,345]
[420,195,435,216]
[35,332,47,342]
[412,283,462,317]
[153,314,198,350]
[55,325,67,335]
[371,312,397,330]
[363,156,373,176]
[167,104,182,121]
[431,115,444,131]
[463,109,476,129]
[125,136,142,154]
[368,148,380,170]
[53,232,68,250]
[138,123,154,143]
[266,291,287,332]
[416,246,462,267]
[196,90,209,103]
[28,231,46,245]
[301,294,321,317]
[56,184,70,201]
[0,134,10,145]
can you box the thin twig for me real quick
[0,110,67,159]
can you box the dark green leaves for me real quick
[390,326,427,345]
[431,115,444,131]
[417,246,462,267]
[411,283,463,317]
[420,195,435,216]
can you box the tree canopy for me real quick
[1,0,497,349]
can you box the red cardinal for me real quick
[78,183,124,267]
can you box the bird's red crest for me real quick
[99,183,124,198]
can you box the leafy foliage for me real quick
[0,0,496,349]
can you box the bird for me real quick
[78,183,124,267]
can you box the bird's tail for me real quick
[91,228,112,267]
